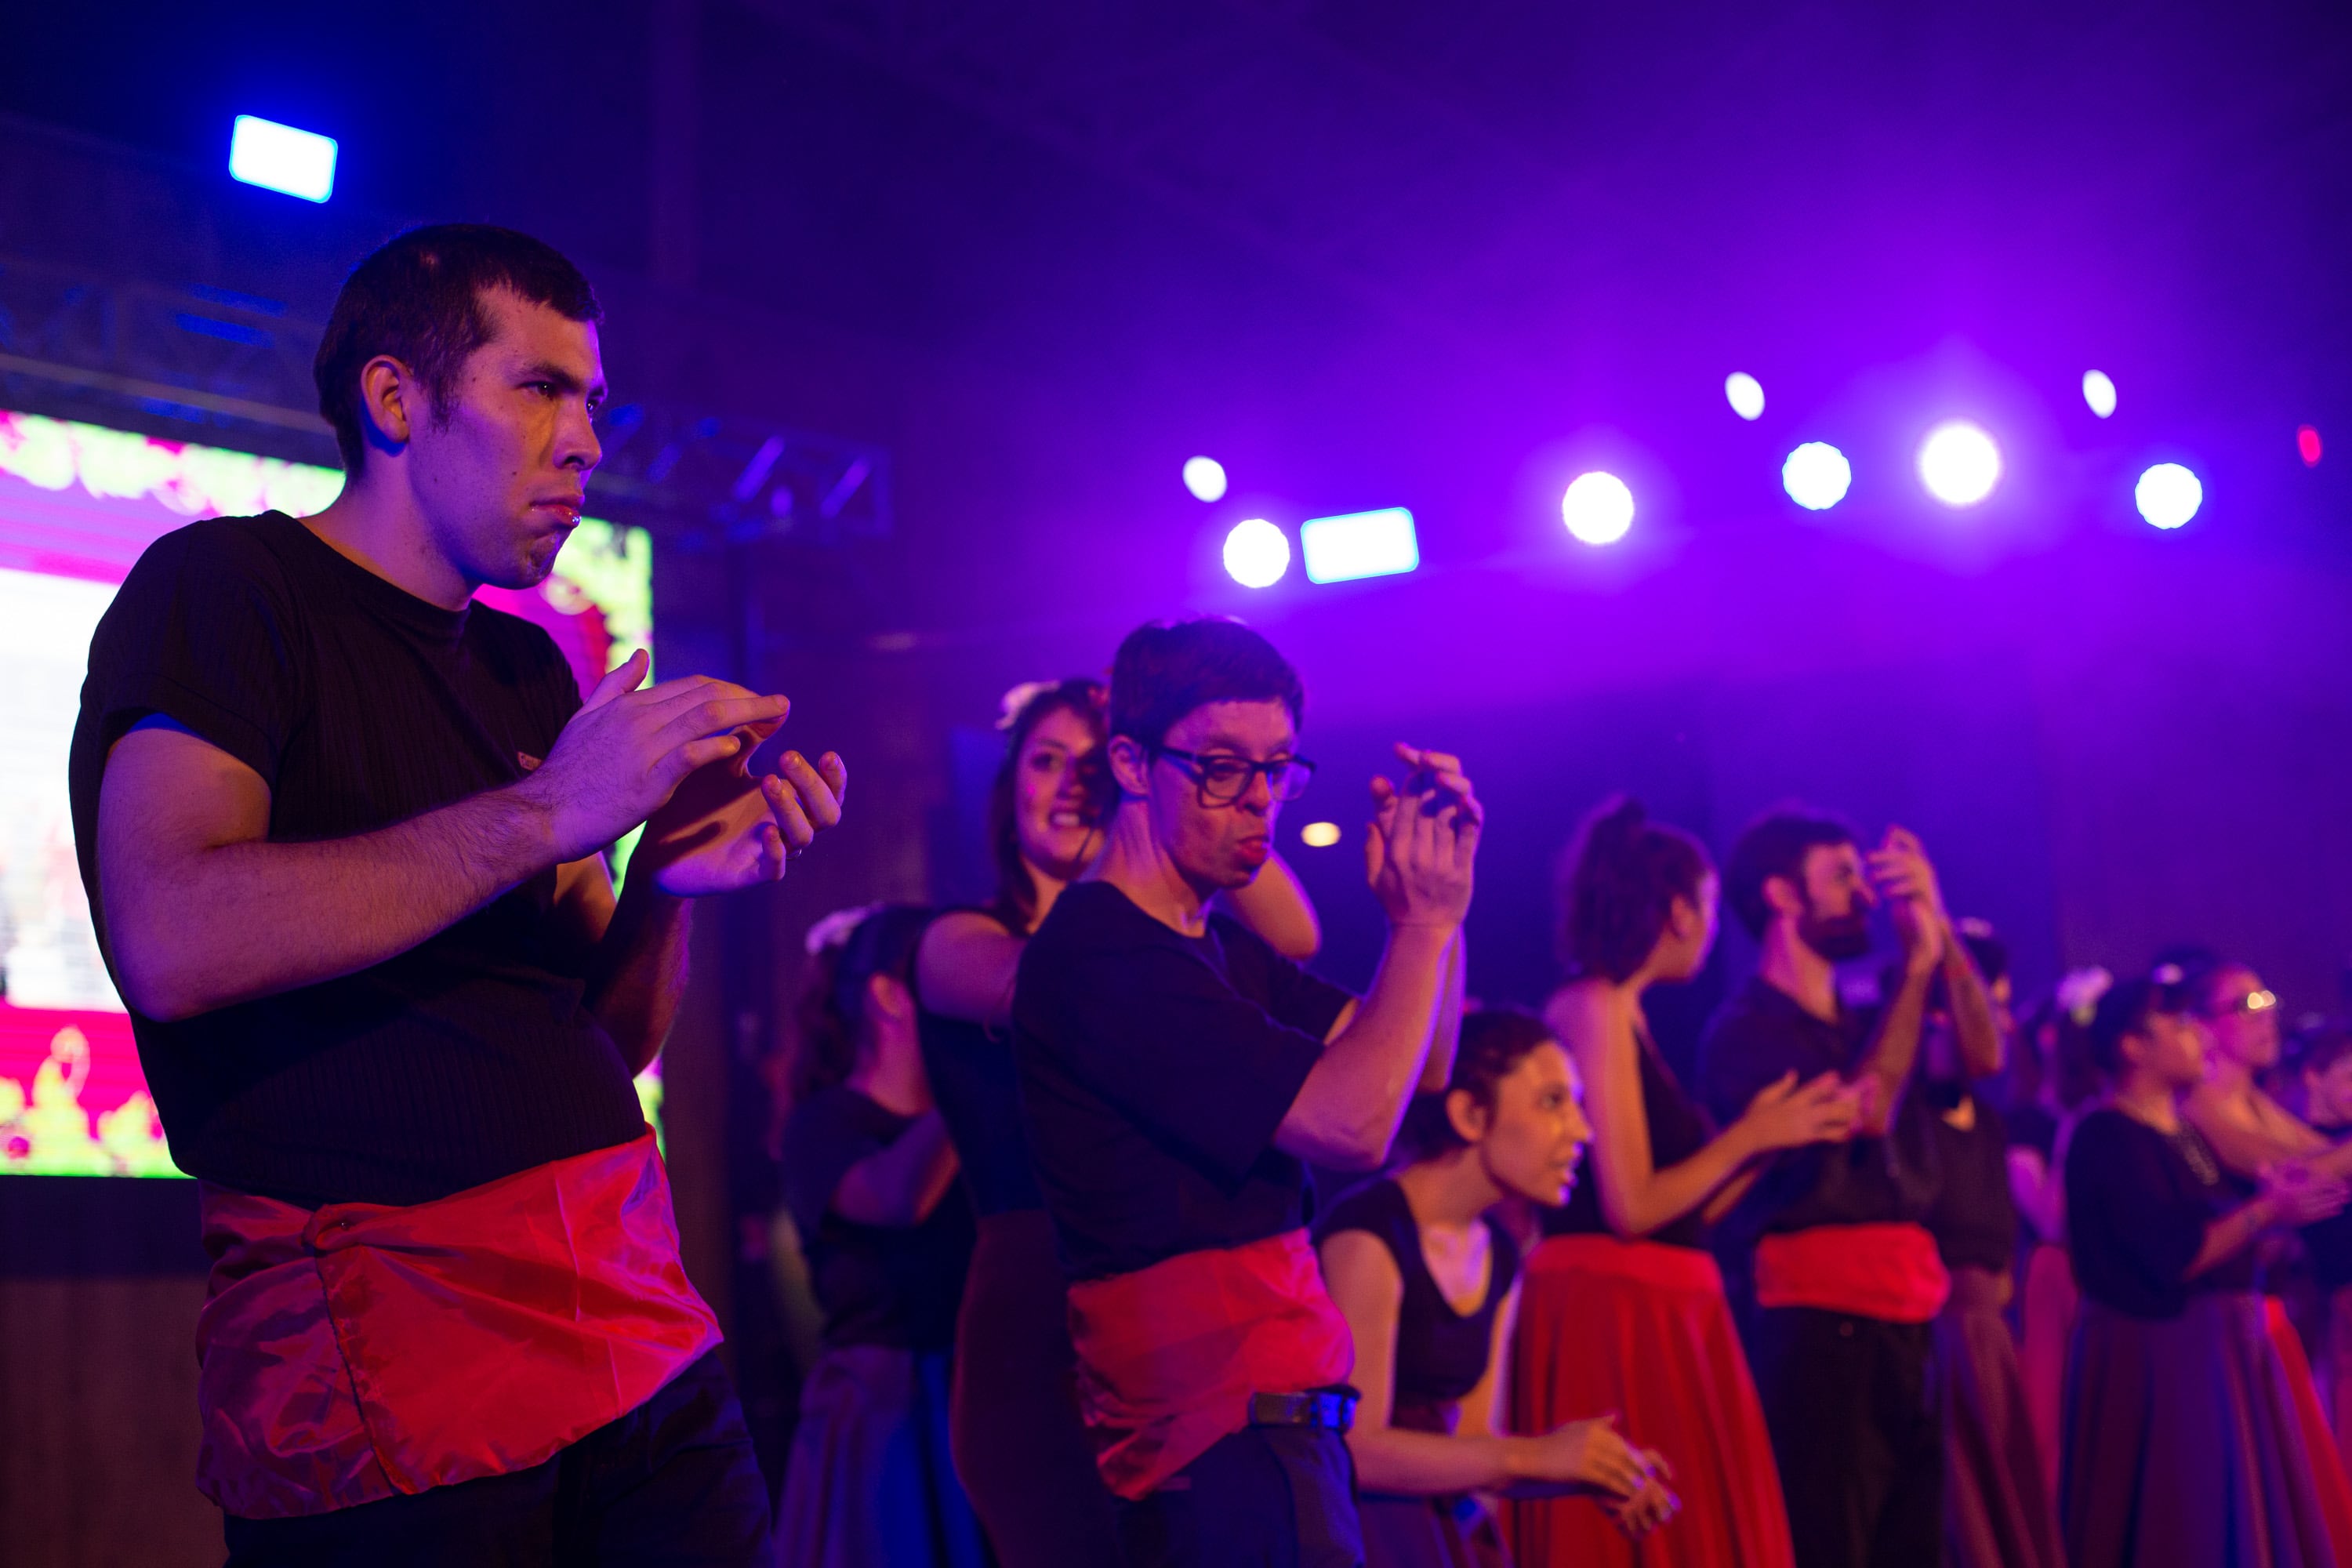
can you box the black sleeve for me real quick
[2065,1112,2209,1288]
[82,522,304,784]
[1028,927,1325,1186]
[1699,1010,1798,1127]
[1216,916,1356,1040]
[778,1087,892,1238]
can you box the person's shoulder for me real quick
[118,512,299,597]
[2065,1105,2136,1158]
[1315,1175,1404,1242]
[1029,882,1163,960]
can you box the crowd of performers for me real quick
[775,626,2352,1568]
[60,222,2352,1566]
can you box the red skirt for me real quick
[1502,1234,1795,1568]
[2016,1241,2077,1504]
[2266,1294,2352,1560]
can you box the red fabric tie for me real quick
[1754,1222,1951,1323]
[1066,1228,1354,1500]
[194,1130,720,1519]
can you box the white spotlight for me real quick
[1782,442,1853,510]
[1725,372,1766,421]
[1222,517,1290,587]
[2083,370,2118,419]
[1560,472,1635,546]
[1182,456,1229,503]
[2134,463,2201,530]
[1917,422,2002,507]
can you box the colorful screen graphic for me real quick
[0,408,655,1176]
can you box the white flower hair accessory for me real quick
[996,681,1058,731]
[2057,965,2114,1027]
[804,904,882,956]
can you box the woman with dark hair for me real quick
[1901,923,2064,1568]
[913,677,1320,1566]
[1316,1009,1677,1568]
[2176,957,2352,1537]
[2060,975,2347,1568]
[1505,797,1853,1568]
[775,903,985,1568]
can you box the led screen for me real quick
[0,408,654,1174]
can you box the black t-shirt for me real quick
[1921,1083,2017,1273]
[2306,1126,2352,1296]
[1316,1178,1519,1413]
[2005,1102,2060,1163]
[66,513,646,1207]
[1698,975,1941,1298]
[915,907,1044,1218]
[1549,1024,1714,1250]
[778,1087,975,1352]
[1012,880,1356,1282]
[2067,1106,2251,1319]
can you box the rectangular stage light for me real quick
[1300,506,1419,584]
[229,115,338,202]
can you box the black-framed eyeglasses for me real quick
[1155,746,1317,804]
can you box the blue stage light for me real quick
[1182,456,1228,503]
[1560,472,1635,546]
[2134,463,2201,529]
[1782,442,1852,510]
[1299,506,1419,583]
[229,116,338,202]
[1725,372,1766,421]
[1222,518,1291,587]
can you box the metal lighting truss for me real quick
[0,251,890,544]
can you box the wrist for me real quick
[499,773,570,869]
[1497,1435,1544,1484]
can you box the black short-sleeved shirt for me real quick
[1316,1179,1519,1412]
[2005,1101,2060,1164]
[1922,1083,2017,1274]
[1012,880,1356,1282]
[779,1087,975,1352]
[2306,1126,2352,1295]
[2067,1107,2250,1319]
[915,907,1045,1218]
[66,513,646,1207]
[1698,975,1941,1292]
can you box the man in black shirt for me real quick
[1014,617,1478,1568]
[1698,809,1995,1568]
[70,226,845,1563]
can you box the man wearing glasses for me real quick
[1013,615,1480,1568]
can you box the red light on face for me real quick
[2299,425,2323,466]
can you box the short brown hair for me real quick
[314,223,601,474]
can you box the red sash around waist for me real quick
[1754,1222,1951,1323]
[193,1129,720,1519]
[1066,1228,1354,1501]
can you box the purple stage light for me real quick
[1222,517,1290,587]
[2299,426,2324,466]
[1917,422,2001,508]
[1560,472,1635,546]
[1782,442,1852,510]
[1300,506,1418,583]
[1182,456,1229,503]
[2082,370,2118,419]
[1299,822,1342,848]
[1725,372,1766,421]
[228,115,337,202]
[2134,463,2201,529]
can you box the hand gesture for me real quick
[1740,1070,1861,1152]
[2263,1160,2351,1227]
[1869,826,1946,975]
[1523,1413,1654,1501]
[1365,744,1481,931]
[637,744,849,898]
[1606,1457,1680,1538]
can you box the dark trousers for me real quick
[223,1350,771,1567]
[1117,1425,1363,1568]
[1748,1307,1941,1568]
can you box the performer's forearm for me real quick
[101,731,568,1020]
[587,877,691,1075]
[1417,931,1467,1093]
[1854,963,1933,1134]
[1944,935,2002,1078]
[1278,923,1455,1170]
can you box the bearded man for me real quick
[1698,809,1997,1568]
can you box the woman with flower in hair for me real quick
[913,677,1320,1566]
[775,903,984,1568]
[1317,1007,1678,1568]
[1506,797,1856,1568]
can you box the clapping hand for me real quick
[1868,826,1946,975]
[1365,744,1482,931]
